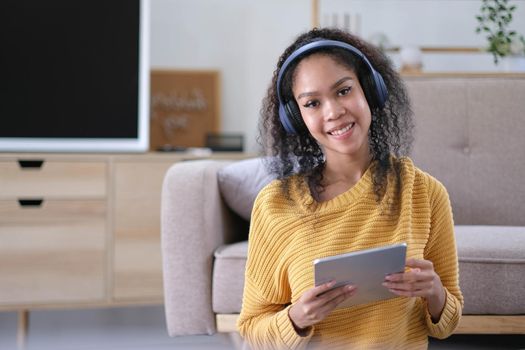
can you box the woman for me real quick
[237,28,463,349]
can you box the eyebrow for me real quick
[296,76,354,100]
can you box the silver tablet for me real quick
[313,243,407,308]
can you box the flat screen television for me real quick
[0,0,150,152]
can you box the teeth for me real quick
[330,123,354,136]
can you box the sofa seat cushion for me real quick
[213,241,248,314]
[455,225,525,314]
[211,226,525,315]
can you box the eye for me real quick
[303,100,320,108]
[338,87,352,96]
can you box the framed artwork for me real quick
[150,70,220,150]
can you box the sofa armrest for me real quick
[161,159,239,336]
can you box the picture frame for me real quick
[150,69,220,150]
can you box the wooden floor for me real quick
[0,306,523,350]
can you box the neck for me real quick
[312,151,372,202]
[323,151,372,188]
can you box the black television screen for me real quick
[0,0,149,152]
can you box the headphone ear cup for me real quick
[372,71,388,109]
[279,103,296,134]
[362,71,388,110]
[284,100,307,135]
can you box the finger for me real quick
[319,286,357,311]
[406,258,433,270]
[324,284,356,300]
[304,280,337,300]
[383,280,433,292]
[384,272,404,282]
[316,284,354,305]
[384,272,416,283]
[387,287,427,298]
[296,285,355,325]
[385,268,433,283]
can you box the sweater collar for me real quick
[292,162,374,213]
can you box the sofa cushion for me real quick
[212,241,248,314]
[211,226,525,315]
[406,78,525,226]
[455,225,525,314]
[217,158,275,221]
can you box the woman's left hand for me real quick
[382,258,446,322]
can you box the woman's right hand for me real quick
[288,281,356,331]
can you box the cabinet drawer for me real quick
[0,160,106,198]
[0,200,107,306]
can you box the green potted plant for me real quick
[475,0,525,65]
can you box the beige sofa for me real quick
[161,76,525,337]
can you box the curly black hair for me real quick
[258,27,414,203]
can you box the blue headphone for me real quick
[276,39,388,134]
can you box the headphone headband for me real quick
[276,39,388,134]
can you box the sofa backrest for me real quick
[405,76,525,225]
[218,76,525,226]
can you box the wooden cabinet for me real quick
[0,200,106,305]
[113,160,173,301]
[0,160,106,198]
[0,152,249,311]
[0,156,108,308]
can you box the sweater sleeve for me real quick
[423,176,464,339]
[237,276,314,350]
[237,187,313,350]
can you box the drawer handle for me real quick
[18,160,44,169]
[18,199,44,207]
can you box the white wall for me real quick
[321,0,525,71]
[150,0,309,152]
[150,0,525,152]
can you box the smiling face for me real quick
[292,53,372,164]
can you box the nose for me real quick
[323,98,345,121]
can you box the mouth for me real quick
[327,123,355,136]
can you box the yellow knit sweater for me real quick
[237,157,463,350]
